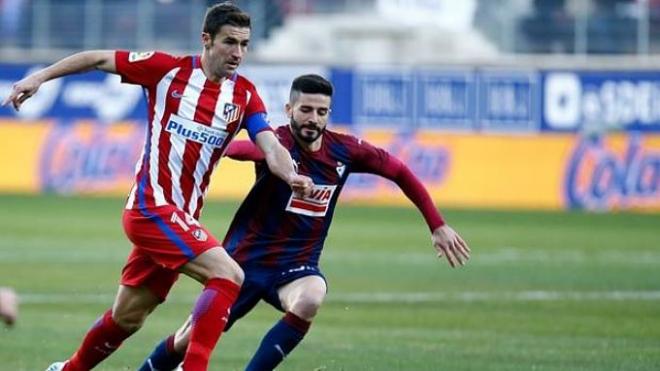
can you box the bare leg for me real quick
[244,276,326,371]
[63,285,160,371]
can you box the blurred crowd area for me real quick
[1,0,659,60]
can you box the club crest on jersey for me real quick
[336,161,346,177]
[222,103,240,123]
[286,184,337,217]
[192,229,208,242]
[128,51,155,62]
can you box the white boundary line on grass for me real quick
[17,290,660,304]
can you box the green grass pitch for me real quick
[0,194,659,370]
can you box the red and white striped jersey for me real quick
[115,50,267,219]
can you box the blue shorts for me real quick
[225,264,326,331]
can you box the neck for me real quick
[200,52,226,83]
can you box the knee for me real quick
[208,259,244,286]
[290,292,324,320]
[231,264,245,285]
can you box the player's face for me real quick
[287,93,331,144]
[202,25,250,79]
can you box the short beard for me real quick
[291,118,323,143]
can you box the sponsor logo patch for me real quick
[192,229,208,242]
[166,114,228,148]
[128,51,155,62]
[285,184,337,217]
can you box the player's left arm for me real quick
[243,85,313,195]
[355,142,470,267]
[224,140,264,162]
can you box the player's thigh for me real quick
[278,275,327,314]
[179,246,244,284]
[123,205,221,271]
[111,284,161,330]
[120,246,180,301]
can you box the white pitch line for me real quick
[16,290,660,305]
[331,291,660,303]
[4,247,660,264]
[324,248,660,265]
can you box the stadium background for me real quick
[0,0,659,370]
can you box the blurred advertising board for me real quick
[0,121,143,195]
[341,130,659,212]
[0,64,146,122]
[542,71,660,133]
[331,67,660,133]
[1,121,657,212]
[415,69,476,130]
[4,62,660,134]
[477,70,540,132]
[0,62,327,126]
[1,62,658,211]
[332,67,541,131]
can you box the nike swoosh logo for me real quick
[274,344,286,359]
[171,90,185,99]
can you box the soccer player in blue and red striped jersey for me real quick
[4,3,312,371]
[139,74,470,371]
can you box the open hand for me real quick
[432,225,470,268]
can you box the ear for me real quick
[201,32,212,49]
[285,103,293,118]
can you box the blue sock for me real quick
[138,335,184,371]
[245,312,311,371]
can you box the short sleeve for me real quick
[244,84,267,117]
[115,50,181,87]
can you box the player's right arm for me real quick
[2,50,116,111]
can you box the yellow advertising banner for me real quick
[339,130,660,211]
[0,121,658,212]
[0,121,52,193]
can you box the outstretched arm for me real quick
[360,150,470,267]
[3,50,116,111]
[254,130,313,196]
[388,159,470,267]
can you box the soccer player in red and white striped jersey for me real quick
[138,74,471,371]
[3,3,312,371]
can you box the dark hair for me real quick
[203,2,251,37]
[290,74,334,102]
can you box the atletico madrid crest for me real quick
[223,103,240,123]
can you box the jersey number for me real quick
[170,212,200,232]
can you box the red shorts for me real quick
[120,205,221,300]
